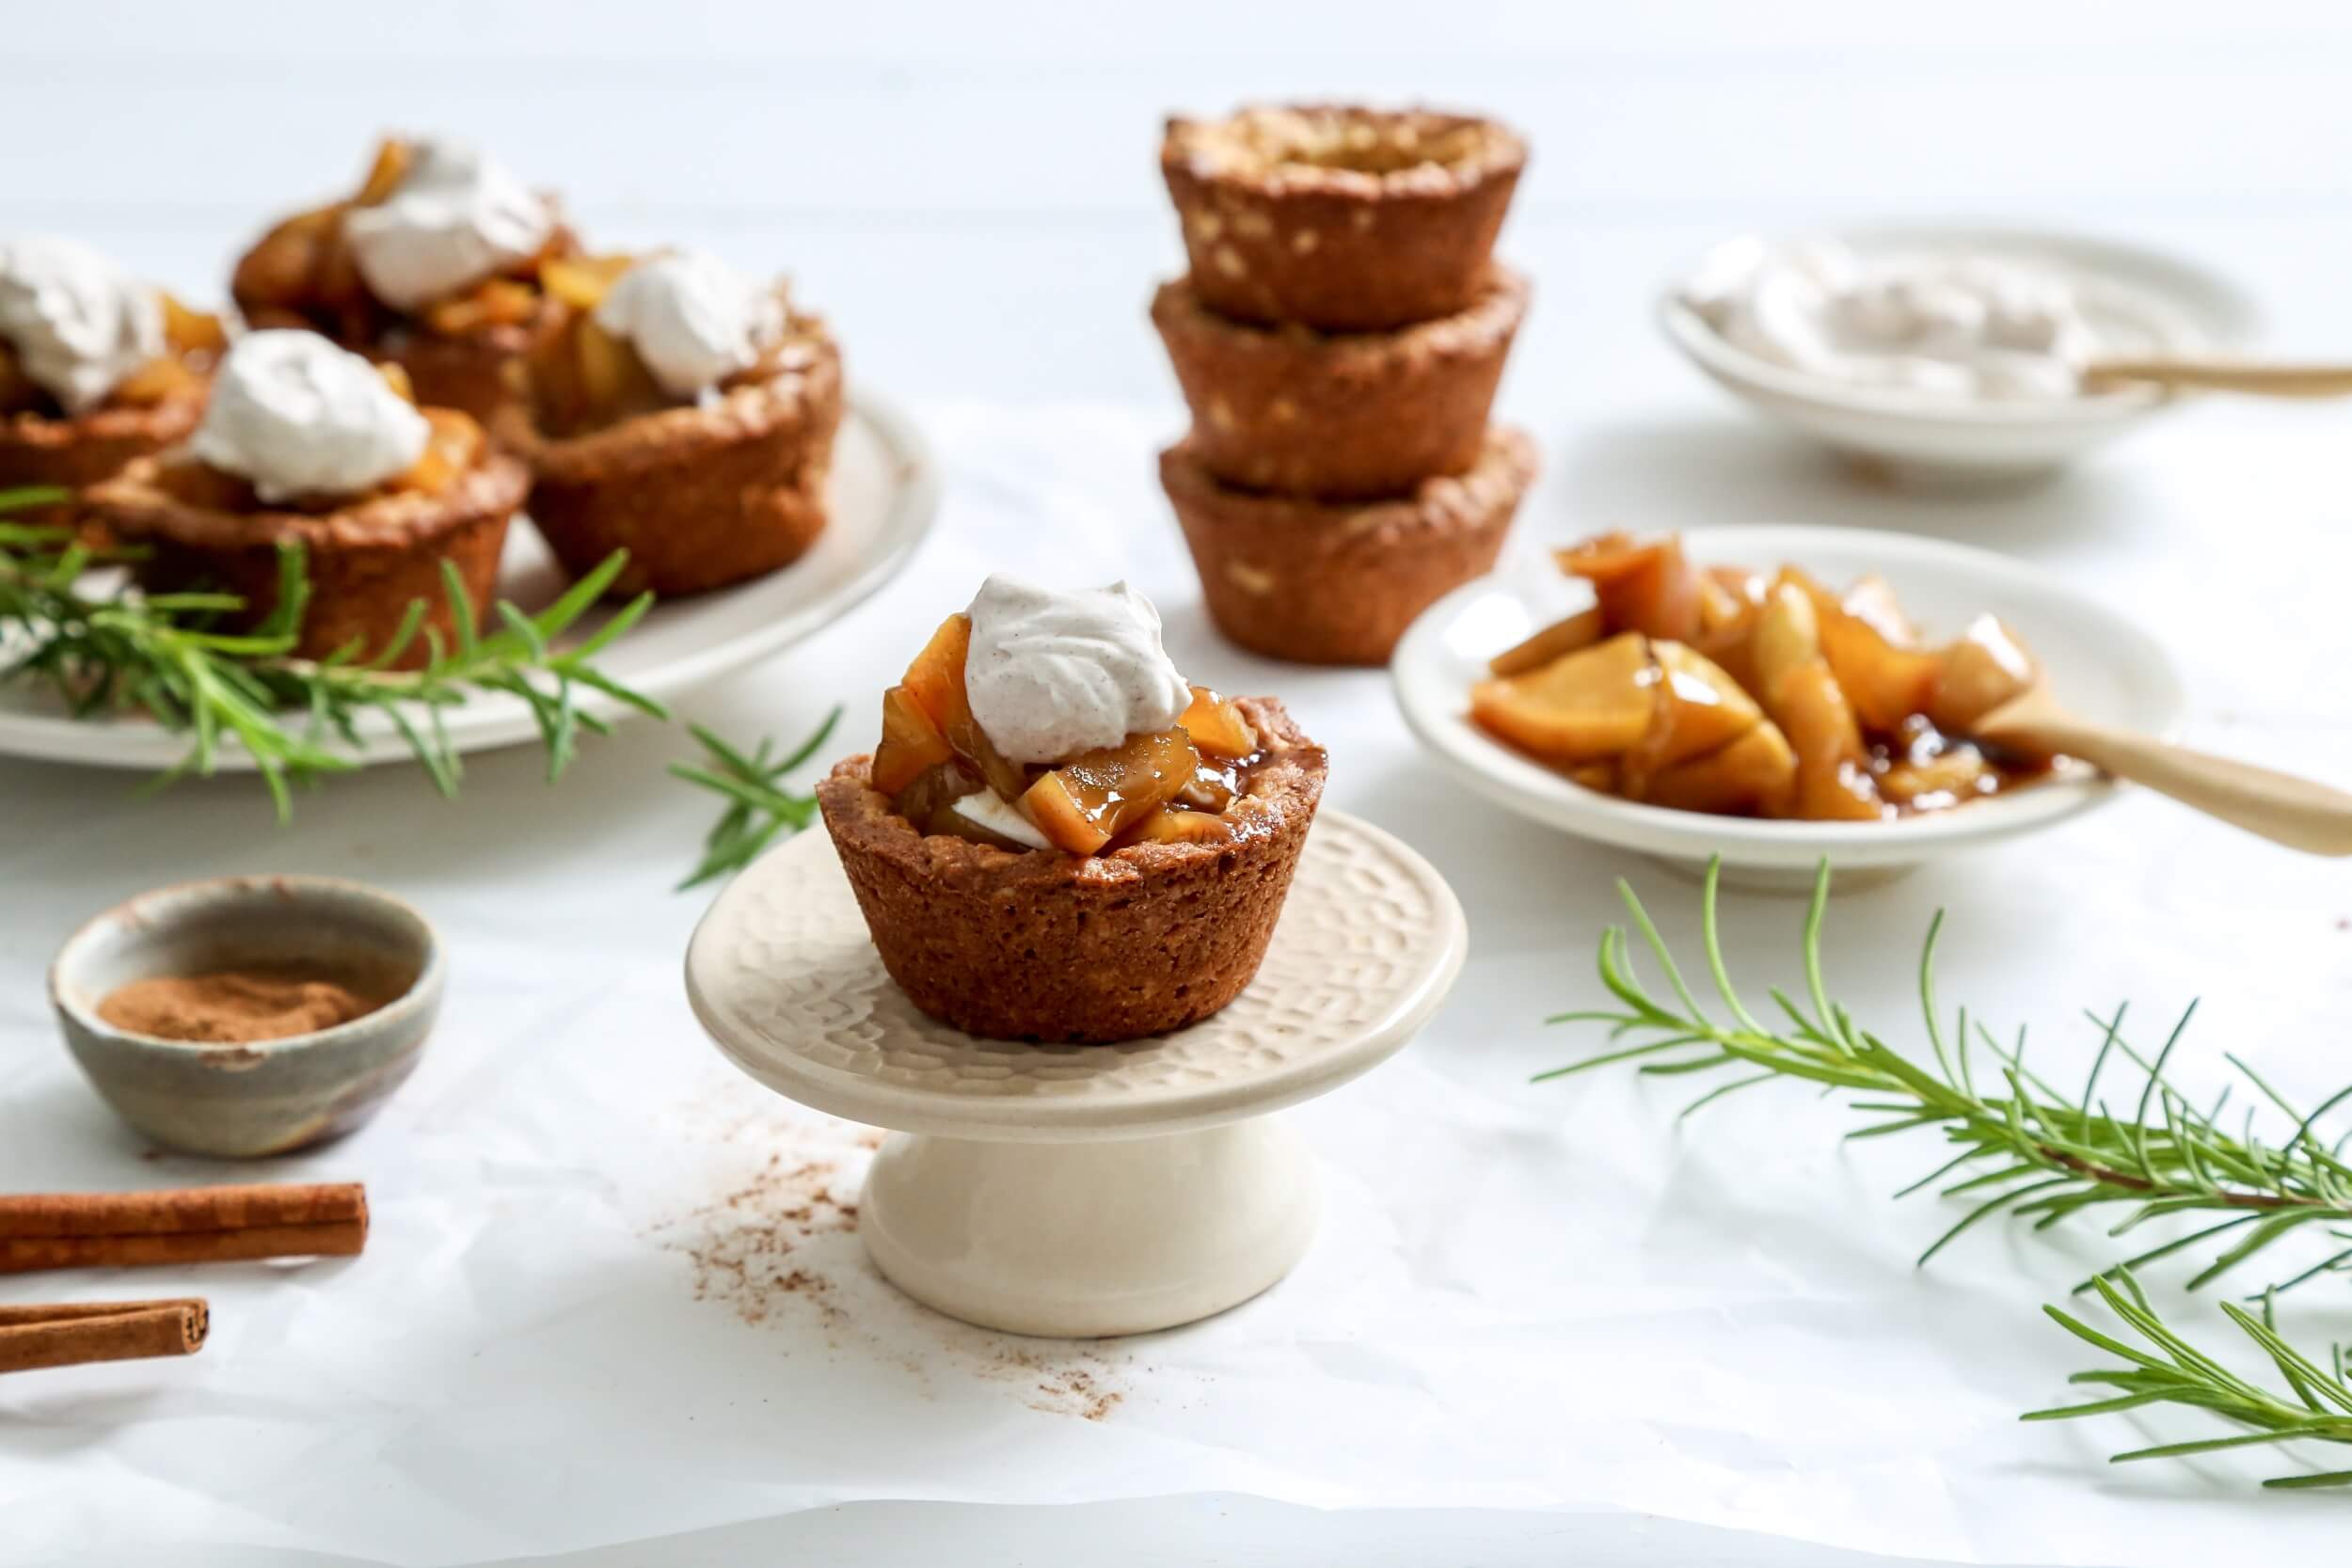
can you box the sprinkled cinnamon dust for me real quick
[651,1076,1137,1420]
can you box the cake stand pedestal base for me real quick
[684,810,1464,1340]
[861,1119,1319,1338]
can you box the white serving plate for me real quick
[1391,524,2186,888]
[0,391,938,772]
[1659,226,2260,483]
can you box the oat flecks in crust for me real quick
[1164,425,1537,668]
[1150,266,1526,499]
[1160,103,1527,330]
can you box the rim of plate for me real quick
[0,388,939,772]
[1657,223,2263,428]
[1391,524,2188,869]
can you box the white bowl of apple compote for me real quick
[1392,524,2185,890]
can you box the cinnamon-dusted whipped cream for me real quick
[344,138,554,312]
[188,331,429,503]
[962,576,1193,764]
[593,250,785,400]
[0,236,165,415]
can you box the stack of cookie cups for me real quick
[1153,105,1539,666]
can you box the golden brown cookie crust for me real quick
[502,321,844,598]
[1162,104,1526,332]
[1164,425,1537,667]
[89,451,528,669]
[0,389,209,491]
[1152,266,1526,499]
[818,696,1327,1044]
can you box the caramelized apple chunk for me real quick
[897,613,1028,804]
[1488,606,1606,677]
[389,409,485,496]
[1470,631,1655,764]
[1019,728,1199,854]
[1115,804,1236,847]
[1179,685,1257,758]
[1642,721,1796,817]
[1928,613,2038,732]
[1640,642,1763,771]
[1558,532,1705,642]
[873,684,957,796]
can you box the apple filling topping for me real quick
[872,612,1264,855]
[0,292,227,420]
[520,254,811,438]
[1471,531,2055,822]
[232,136,573,343]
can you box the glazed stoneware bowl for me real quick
[49,875,444,1158]
[1658,225,2260,484]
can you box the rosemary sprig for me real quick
[669,706,841,888]
[2029,1271,2352,1488]
[1546,858,2352,1485]
[0,492,665,817]
[1541,860,2352,1295]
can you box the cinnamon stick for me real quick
[0,1183,367,1275]
[0,1298,209,1373]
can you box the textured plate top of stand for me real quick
[683,810,1467,1141]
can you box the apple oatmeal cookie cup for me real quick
[499,316,843,598]
[1164,425,1536,668]
[818,696,1327,1045]
[1161,104,1527,332]
[87,447,527,671]
[230,138,579,427]
[1152,265,1526,499]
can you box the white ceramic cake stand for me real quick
[683,810,1467,1338]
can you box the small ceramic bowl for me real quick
[1391,524,2187,892]
[49,875,444,1158]
[1658,225,2260,484]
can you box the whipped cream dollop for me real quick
[593,250,785,400]
[963,576,1193,765]
[189,330,430,503]
[344,138,554,312]
[1680,238,2175,402]
[0,236,165,415]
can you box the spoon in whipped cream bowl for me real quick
[2079,356,2352,398]
[1660,227,2259,482]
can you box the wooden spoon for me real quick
[2083,357,2352,398]
[1974,684,2352,855]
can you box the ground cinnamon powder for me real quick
[96,963,402,1044]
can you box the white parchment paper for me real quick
[2,405,2346,1565]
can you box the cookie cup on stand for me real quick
[818,697,1327,1045]
[1152,266,1526,498]
[1161,104,1527,331]
[501,324,844,598]
[1164,425,1537,667]
[87,451,527,669]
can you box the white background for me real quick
[7,4,2352,1564]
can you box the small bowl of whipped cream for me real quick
[1661,226,2257,483]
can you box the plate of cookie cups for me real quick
[1391,524,2186,890]
[0,388,938,772]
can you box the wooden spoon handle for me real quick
[1997,718,2352,855]
[2084,358,2352,398]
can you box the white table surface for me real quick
[7,6,2352,1564]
